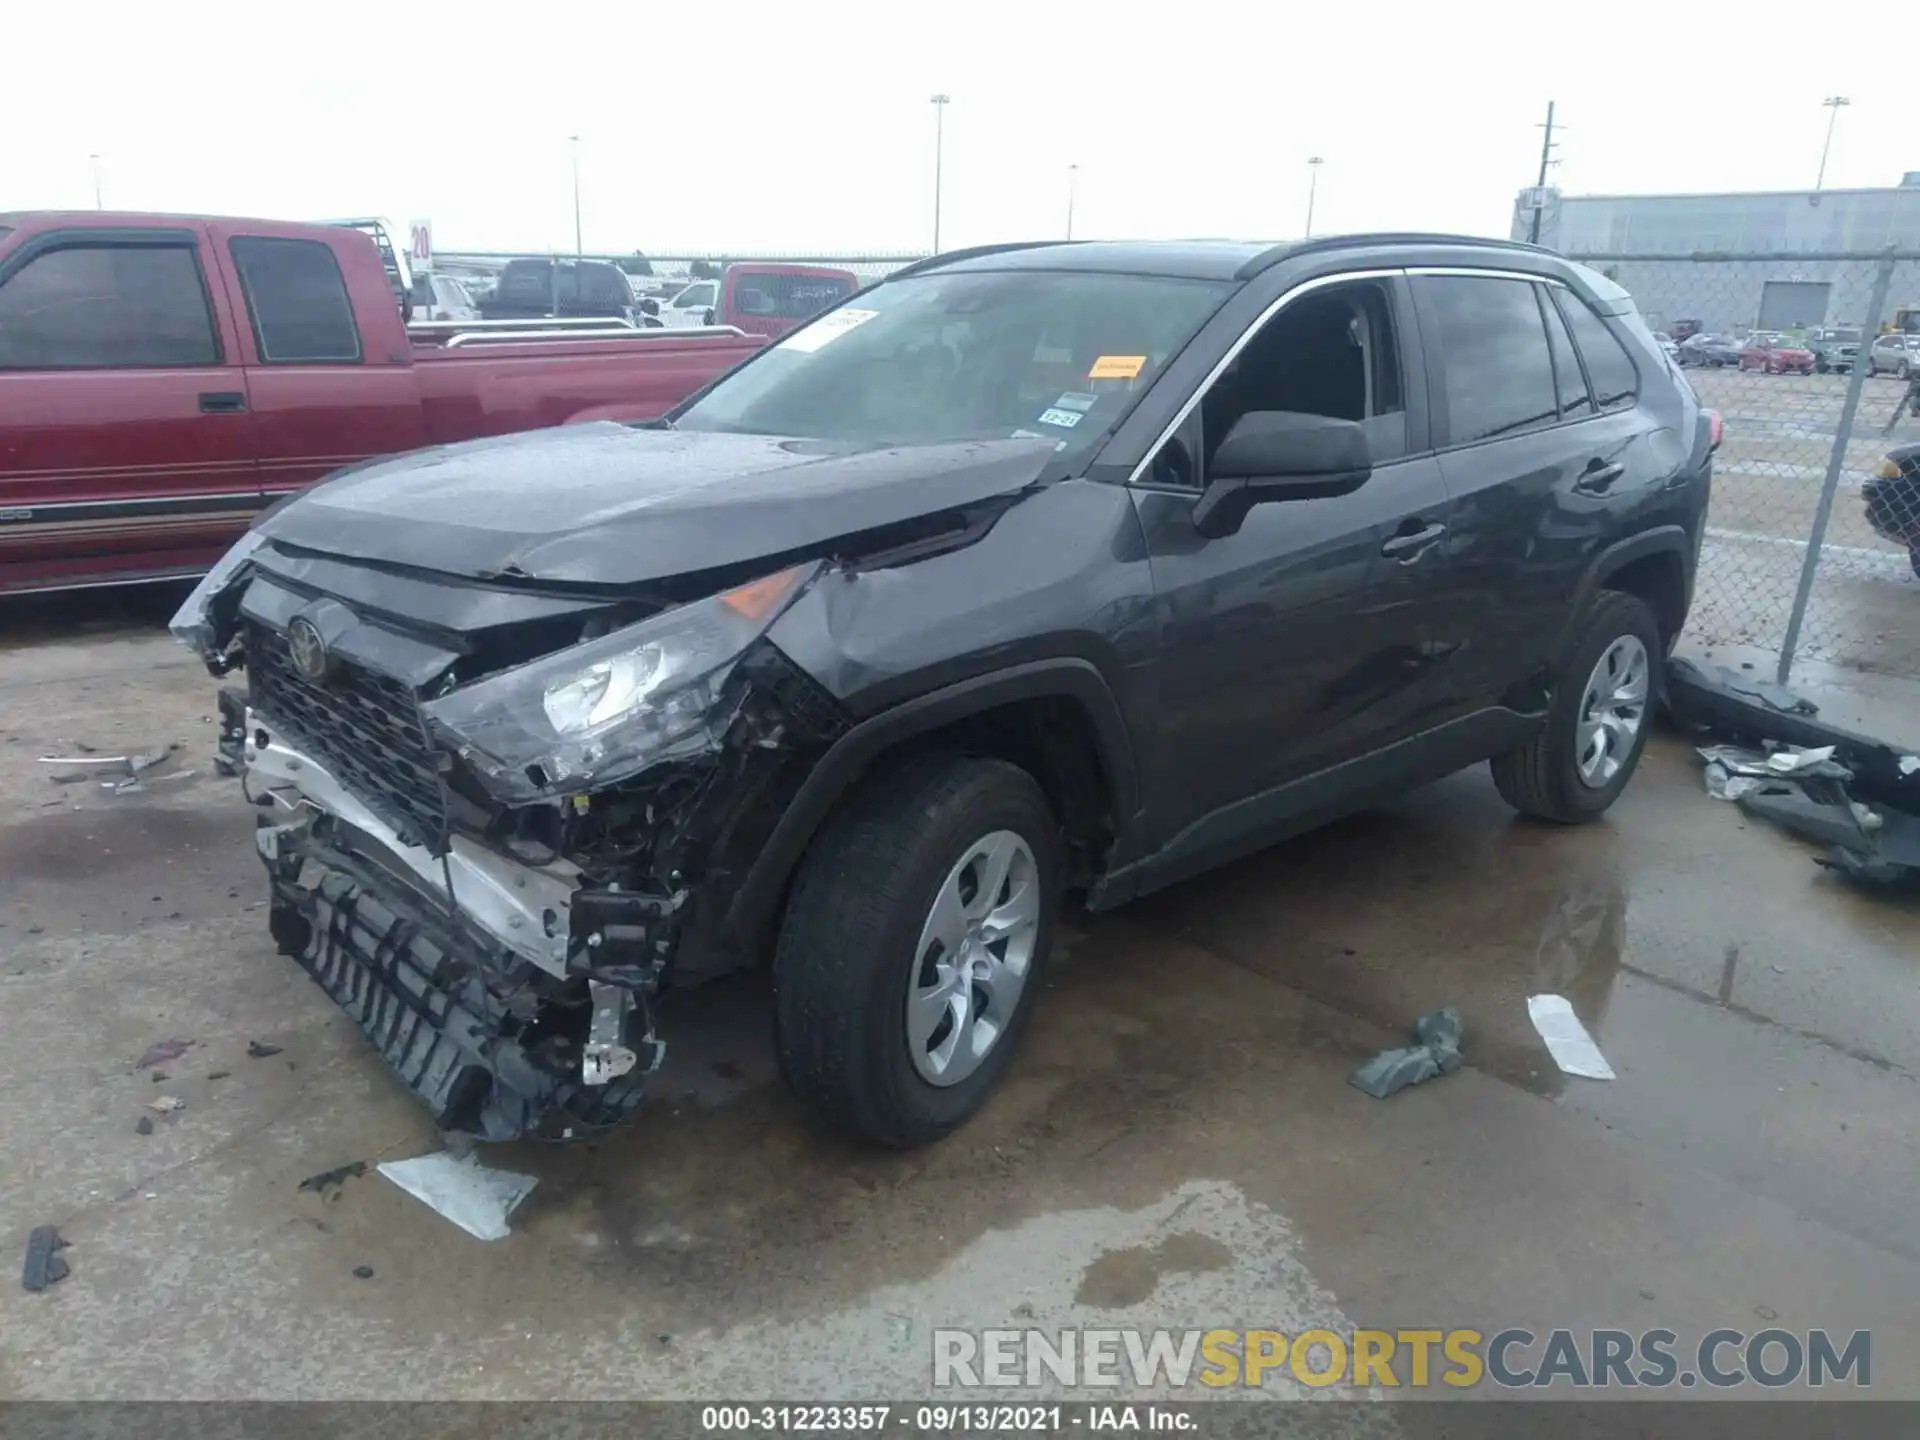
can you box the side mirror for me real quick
[1191,411,1373,538]
[639,297,661,318]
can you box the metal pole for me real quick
[1528,102,1556,245]
[569,135,583,257]
[1776,249,1894,683]
[89,154,102,209]
[1066,164,1078,240]
[1815,97,1850,192]
[930,95,950,253]
[1305,157,1323,237]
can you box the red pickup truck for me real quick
[0,212,764,595]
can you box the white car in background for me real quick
[1867,332,1920,377]
[409,272,481,322]
[658,278,719,327]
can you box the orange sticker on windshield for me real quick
[1089,354,1146,380]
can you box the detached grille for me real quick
[248,621,451,854]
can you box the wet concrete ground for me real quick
[1,589,1917,1405]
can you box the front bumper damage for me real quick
[248,714,664,1140]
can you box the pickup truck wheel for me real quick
[1910,543,1920,580]
[1491,591,1661,824]
[774,754,1059,1147]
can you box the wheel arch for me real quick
[722,659,1143,946]
[1555,527,1692,670]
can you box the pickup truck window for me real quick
[676,270,1228,459]
[229,236,362,364]
[0,242,220,369]
[732,273,856,320]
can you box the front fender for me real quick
[721,659,1143,945]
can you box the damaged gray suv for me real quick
[174,235,1718,1146]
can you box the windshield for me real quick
[676,270,1230,457]
[1830,328,1861,343]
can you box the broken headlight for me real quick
[424,563,819,803]
[169,530,270,663]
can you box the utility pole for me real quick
[1527,101,1558,245]
[1816,96,1851,191]
[89,153,103,210]
[930,94,951,252]
[1304,156,1324,237]
[569,135,583,256]
[1066,163,1079,240]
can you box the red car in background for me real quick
[1738,333,1816,375]
[717,263,860,340]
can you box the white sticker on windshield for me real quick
[1037,407,1083,429]
[1053,392,1098,413]
[1012,429,1070,451]
[780,307,879,353]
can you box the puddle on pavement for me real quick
[1074,1229,1233,1308]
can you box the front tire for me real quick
[774,754,1060,1147]
[1491,591,1661,824]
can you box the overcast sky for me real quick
[8,2,1913,258]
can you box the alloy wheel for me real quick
[906,830,1040,1086]
[1575,635,1650,790]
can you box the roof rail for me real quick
[887,240,1080,280]
[1233,232,1553,280]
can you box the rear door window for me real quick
[1554,292,1639,411]
[229,236,362,363]
[0,241,220,368]
[1419,275,1559,445]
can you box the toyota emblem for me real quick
[286,617,331,683]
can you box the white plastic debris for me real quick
[1766,745,1836,774]
[1900,755,1920,778]
[1526,994,1616,1081]
[377,1151,537,1241]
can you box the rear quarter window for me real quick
[1555,292,1640,410]
[229,237,362,363]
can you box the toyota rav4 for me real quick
[173,234,1719,1146]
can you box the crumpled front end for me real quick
[178,544,856,1141]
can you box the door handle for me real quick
[1575,460,1626,494]
[198,391,247,414]
[1381,521,1447,561]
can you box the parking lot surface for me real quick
[2,589,1917,1404]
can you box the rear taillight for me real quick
[1707,409,1724,451]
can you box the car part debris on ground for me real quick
[1669,658,1920,888]
[1526,995,1616,1081]
[1349,1007,1464,1099]
[20,1226,70,1292]
[377,1151,538,1241]
[39,743,191,794]
[297,1160,366,1195]
[245,1040,283,1059]
[134,1115,153,1136]
[146,1095,185,1115]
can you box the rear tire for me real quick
[1910,544,1920,580]
[1491,591,1662,824]
[774,754,1060,1147]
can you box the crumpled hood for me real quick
[255,424,1056,586]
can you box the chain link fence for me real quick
[1574,249,1920,684]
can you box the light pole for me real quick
[89,153,102,210]
[1816,96,1851,191]
[1304,156,1324,237]
[1066,163,1079,240]
[930,94,950,253]
[569,135,583,256]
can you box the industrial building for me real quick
[1513,179,1920,335]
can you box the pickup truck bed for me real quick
[0,212,762,595]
